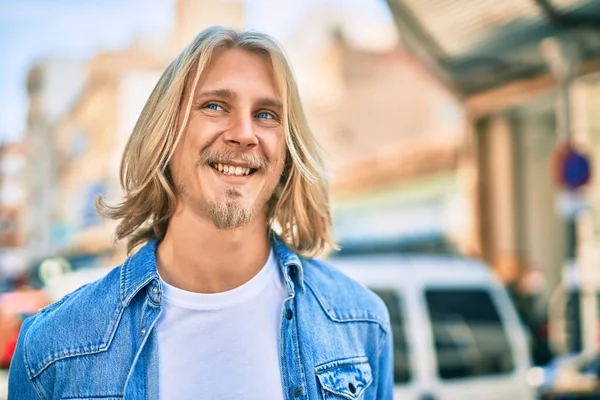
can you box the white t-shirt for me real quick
[156,250,288,400]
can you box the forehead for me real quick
[194,48,280,99]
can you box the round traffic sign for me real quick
[550,143,591,190]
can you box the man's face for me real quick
[170,48,287,229]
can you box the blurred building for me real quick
[319,43,471,256]
[24,58,85,269]
[53,48,166,266]
[0,142,27,288]
[576,76,600,277]
[380,0,600,354]
[0,143,26,248]
[170,0,244,52]
[466,71,600,355]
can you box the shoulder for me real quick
[18,266,123,379]
[301,257,390,332]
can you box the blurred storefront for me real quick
[383,0,600,355]
[468,31,600,358]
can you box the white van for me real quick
[331,254,536,400]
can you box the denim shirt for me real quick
[9,235,393,399]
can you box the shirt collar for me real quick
[119,238,160,307]
[270,231,305,295]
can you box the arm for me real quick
[8,317,41,400]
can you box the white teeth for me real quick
[215,163,252,176]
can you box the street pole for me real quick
[539,37,587,354]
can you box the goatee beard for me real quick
[204,188,255,229]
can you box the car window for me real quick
[425,289,515,380]
[371,288,411,383]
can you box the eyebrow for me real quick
[197,88,236,100]
[257,98,282,111]
[197,88,282,110]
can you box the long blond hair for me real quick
[97,26,336,257]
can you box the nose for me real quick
[222,113,258,149]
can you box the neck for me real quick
[156,207,272,293]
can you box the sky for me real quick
[0,0,395,143]
[0,0,174,142]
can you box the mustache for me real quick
[197,148,270,170]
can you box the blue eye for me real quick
[256,111,274,120]
[205,103,223,111]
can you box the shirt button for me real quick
[152,287,158,294]
[285,308,293,320]
[348,382,356,394]
[140,329,146,336]
[293,386,302,397]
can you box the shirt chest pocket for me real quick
[315,356,373,400]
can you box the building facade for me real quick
[0,142,27,289]
[24,58,85,267]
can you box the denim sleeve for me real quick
[377,321,394,399]
[8,316,40,400]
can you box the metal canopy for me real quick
[386,0,600,97]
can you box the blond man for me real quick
[9,27,393,399]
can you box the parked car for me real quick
[331,253,537,400]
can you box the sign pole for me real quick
[540,37,585,354]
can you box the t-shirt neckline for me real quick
[159,249,277,310]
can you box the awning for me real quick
[386,0,600,97]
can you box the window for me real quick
[425,289,514,380]
[371,288,411,383]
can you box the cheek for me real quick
[171,148,190,175]
[170,140,200,183]
[189,116,224,142]
[182,117,211,148]
[168,145,184,178]
[259,128,286,158]
[271,136,287,167]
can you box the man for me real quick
[9,26,393,399]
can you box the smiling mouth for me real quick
[209,162,258,177]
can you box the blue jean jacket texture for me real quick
[8,234,393,399]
